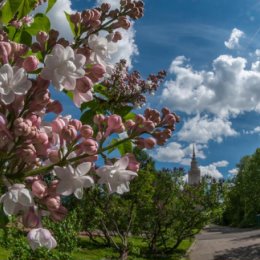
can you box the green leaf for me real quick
[80,100,99,112]
[19,30,32,45]
[0,0,20,23]
[80,109,96,125]
[45,0,57,13]
[94,84,108,96]
[124,112,136,120]
[118,139,133,156]
[114,105,133,117]
[17,0,37,19]
[0,0,37,23]
[64,11,76,37]
[25,13,51,35]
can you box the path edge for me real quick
[184,238,197,260]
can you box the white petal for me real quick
[12,68,26,86]
[1,91,15,104]
[0,64,13,79]
[76,162,91,176]
[115,157,129,170]
[64,46,75,60]
[74,188,83,199]
[13,80,32,95]
[75,54,86,68]
[45,55,61,70]
[56,180,74,196]
[19,189,33,206]
[63,76,76,90]
[52,44,65,58]
[79,176,94,188]
[3,199,17,215]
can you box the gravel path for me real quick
[188,225,260,260]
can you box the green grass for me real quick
[0,235,193,260]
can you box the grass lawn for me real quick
[0,235,193,260]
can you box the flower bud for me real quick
[36,31,49,45]
[23,56,39,72]
[45,196,61,211]
[70,119,82,131]
[144,137,156,149]
[62,125,77,142]
[23,207,40,228]
[88,64,106,82]
[76,76,93,92]
[47,100,63,114]
[70,12,81,24]
[79,139,98,155]
[48,150,60,163]
[126,153,140,172]
[94,114,105,125]
[50,206,68,222]
[32,180,48,198]
[80,125,93,139]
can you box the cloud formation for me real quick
[200,164,224,179]
[229,168,238,175]
[224,28,245,49]
[152,142,206,165]
[162,55,260,118]
[177,115,238,144]
[244,126,260,135]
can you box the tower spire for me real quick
[192,143,195,158]
[188,143,201,185]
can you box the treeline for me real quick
[222,148,260,227]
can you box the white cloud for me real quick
[212,160,229,167]
[255,49,260,57]
[200,164,224,179]
[177,115,238,144]
[244,126,260,134]
[151,142,206,165]
[162,54,260,118]
[224,28,245,49]
[229,168,238,175]
[96,0,120,8]
[33,0,74,40]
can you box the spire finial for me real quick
[192,143,195,158]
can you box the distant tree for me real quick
[223,149,260,227]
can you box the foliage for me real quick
[222,148,260,227]
[43,208,82,253]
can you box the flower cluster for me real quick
[102,59,167,107]
[0,0,179,251]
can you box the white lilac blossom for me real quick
[54,162,94,199]
[0,184,34,216]
[27,228,57,250]
[88,35,117,68]
[41,44,86,91]
[96,157,138,194]
[0,64,32,104]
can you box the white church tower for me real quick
[188,145,201,185]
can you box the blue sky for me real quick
[43,0,260,179]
